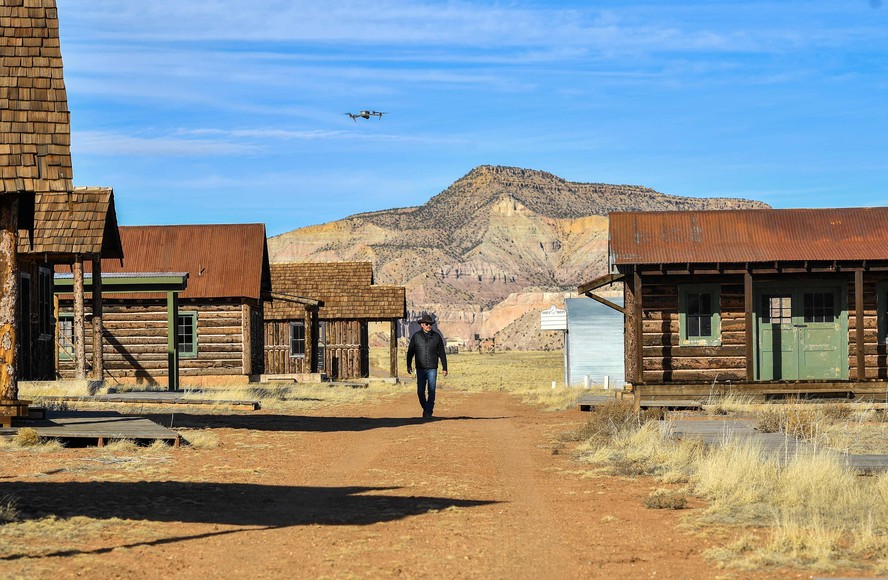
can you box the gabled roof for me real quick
[84,224,270,300]
[609,207,888,265]
[18,187,122,258]
[266,262,406,320]
[0,0,73,195]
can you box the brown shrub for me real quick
[644,489,688,510]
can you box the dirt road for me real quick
[2,390,777,579]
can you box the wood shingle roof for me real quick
[18,186,122,257]
[0,0,73,195]
[266,262,406,321]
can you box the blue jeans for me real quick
[416,368,437,416]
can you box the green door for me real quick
[756,285,846,381]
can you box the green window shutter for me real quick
[679,284,721,346]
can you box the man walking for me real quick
[406,313,448,419]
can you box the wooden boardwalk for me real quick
[670,417,888,473]
[577,393,702,412]
[0,411,180,447]
[36,390,260,411]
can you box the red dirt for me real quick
[0,390,846,578]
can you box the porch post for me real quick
[855,270,865,381]
[0,197,19,400]
[73,257,87,380]
[745,270,754,382]
[167,291,179,391]
[633,268,643,384]
[91,257,104,380]
[389,319,398,379]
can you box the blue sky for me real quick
[58,1,888,236]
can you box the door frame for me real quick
[752,279,849,381]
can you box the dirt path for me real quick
[1,390,797,579]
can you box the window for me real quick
[290,321,306,357]
[177,312,198,358]
[761,294,792,324]
[58,313,74,360]
[804,292,835,323]
[679,284,721,346]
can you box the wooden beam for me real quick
[73,257,86,380]
[91,257,104,381]
[855,269,865,381]
[390,319,398,379]
[241,303,252,376]
[584,291,625,314]
[577,272,624,295]
[745,270,754,382]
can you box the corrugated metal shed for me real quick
[266,262,406,320]
[565,297,625,386]
[610,207,888,265]
[18,187,122,258]
[61,224,270,300]
[0,0,73,195]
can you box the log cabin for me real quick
[264,262,406,381]
[57,224,276,386]
[2,0,74,390]
[579,208,888,401]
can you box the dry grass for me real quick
[574,409,888,573]
[178,428,220,449]
[439,351,600,410]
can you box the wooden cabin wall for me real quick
[58,299,251,380]
[640,274,747,383]
[324,319,368,380]
[263,316,312,375]
[848,273,888,380]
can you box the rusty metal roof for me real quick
[0,0,73,195]
[609,207,888,265]
[18,187,122,258]
[70,224,270,300]
[266,262,406,320]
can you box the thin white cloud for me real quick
[72,131,262,156]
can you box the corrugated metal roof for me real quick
[60,224,270,300]
[610,207,888,265]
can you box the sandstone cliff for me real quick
[269,165,769,348]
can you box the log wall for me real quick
[264,318,312,376]
[323,320,368,380]
[58,299,253,381]
[639,274,747,383]
[848,273,888,380]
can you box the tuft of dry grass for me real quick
[644,488,688,510]
[178,428,220,449]
[0,496,19,523]
[13,428,40,447]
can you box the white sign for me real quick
[540,305,567,331]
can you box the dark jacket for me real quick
[406,329,448,372]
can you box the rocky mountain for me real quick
[269,165,769,348]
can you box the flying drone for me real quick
[345,110,386,122]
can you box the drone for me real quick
[345,110,386,122]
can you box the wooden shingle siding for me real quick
[58,301,248,380]
[18,187,121,256]
[0,0,73,195]
[266,262,405,320]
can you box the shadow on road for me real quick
[142,413,513,432]
[0,480,499,561]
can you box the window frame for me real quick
[289,320,306,358]
[678,283,721,347]
[58,312,75,360]
[177,311,198,359]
